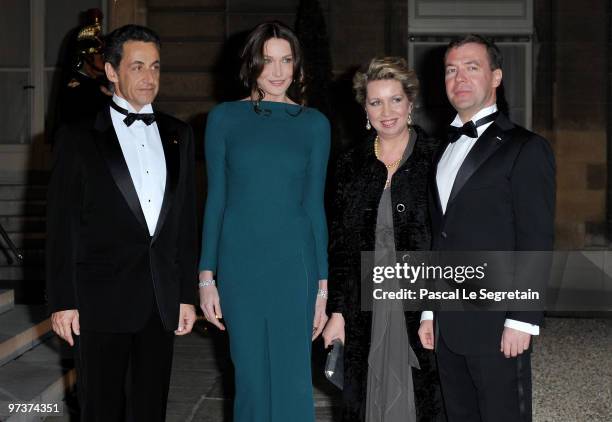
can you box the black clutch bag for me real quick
[324,339,344,390]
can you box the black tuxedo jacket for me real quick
[430,113,555,355]
[46,106,198,333]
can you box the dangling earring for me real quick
[366,117,372,130]
[407,113,412,126]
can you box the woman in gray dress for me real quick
[323,57,442,421]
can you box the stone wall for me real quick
[544,0,609,247]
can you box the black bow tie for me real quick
[110,100,156,127]
[447,111,499,143]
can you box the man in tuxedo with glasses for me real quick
[46,24,197,421]
[418,34,555,422]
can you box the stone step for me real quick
[148,0,225,9]
[0,248,43,266]
[0,280,46,306]
[0,215,46,233]
[0,200,46,217]
[0,337,76,422]
[159,71,215,99]
[0,265,45,281]
[0,289,15,315]
[148,10,225,39]
[0,233,44,251]
[0,172,50,186]
[0,185,47,201]
[162,40,224,70]
[0,305,52,367]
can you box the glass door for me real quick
[0,0,105,179]
[0,0,32,145]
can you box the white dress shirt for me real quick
[421,104,539,336]
[110,95,166,236]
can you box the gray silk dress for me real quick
[366,133,420,422]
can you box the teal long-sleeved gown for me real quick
[199,100,330,422]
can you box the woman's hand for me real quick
[312,279,329,341]
[199,271,225,331]
[322,313,345,348]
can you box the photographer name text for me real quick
[373,288,540,302]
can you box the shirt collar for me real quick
[450,104,498,127]
[112,94,153,114]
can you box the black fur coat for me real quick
[327,127,443,421]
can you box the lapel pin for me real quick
[172,139,178,144]
[495,136,502,142]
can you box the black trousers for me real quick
[436,334,532,422]
[75,310,175,422]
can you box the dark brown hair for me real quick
[103,24,160,69]
[445,34,503,70]
[239,21,305,107]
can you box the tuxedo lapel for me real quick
[446,115,513,207]
[152,112,180,241]
[94,108,149,232]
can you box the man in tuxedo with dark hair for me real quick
[418,34,555,421]
[46,24,197,422]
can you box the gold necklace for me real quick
[374,136,402,169]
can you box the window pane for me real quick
[0,0,30,67]
[0,72,31,144]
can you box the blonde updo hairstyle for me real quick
[353,57,419,107]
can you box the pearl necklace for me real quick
[374,135,403,189]
[374,136,403,169]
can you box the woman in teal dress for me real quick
[198,21,330,422]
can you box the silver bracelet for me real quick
[317,288,328,299]
[198,279,216,288]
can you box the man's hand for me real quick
[175,304,196,335]
[418,319,435,350]
[322,313,345,348]
[51,309,80,346]
[500,327,531,358]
